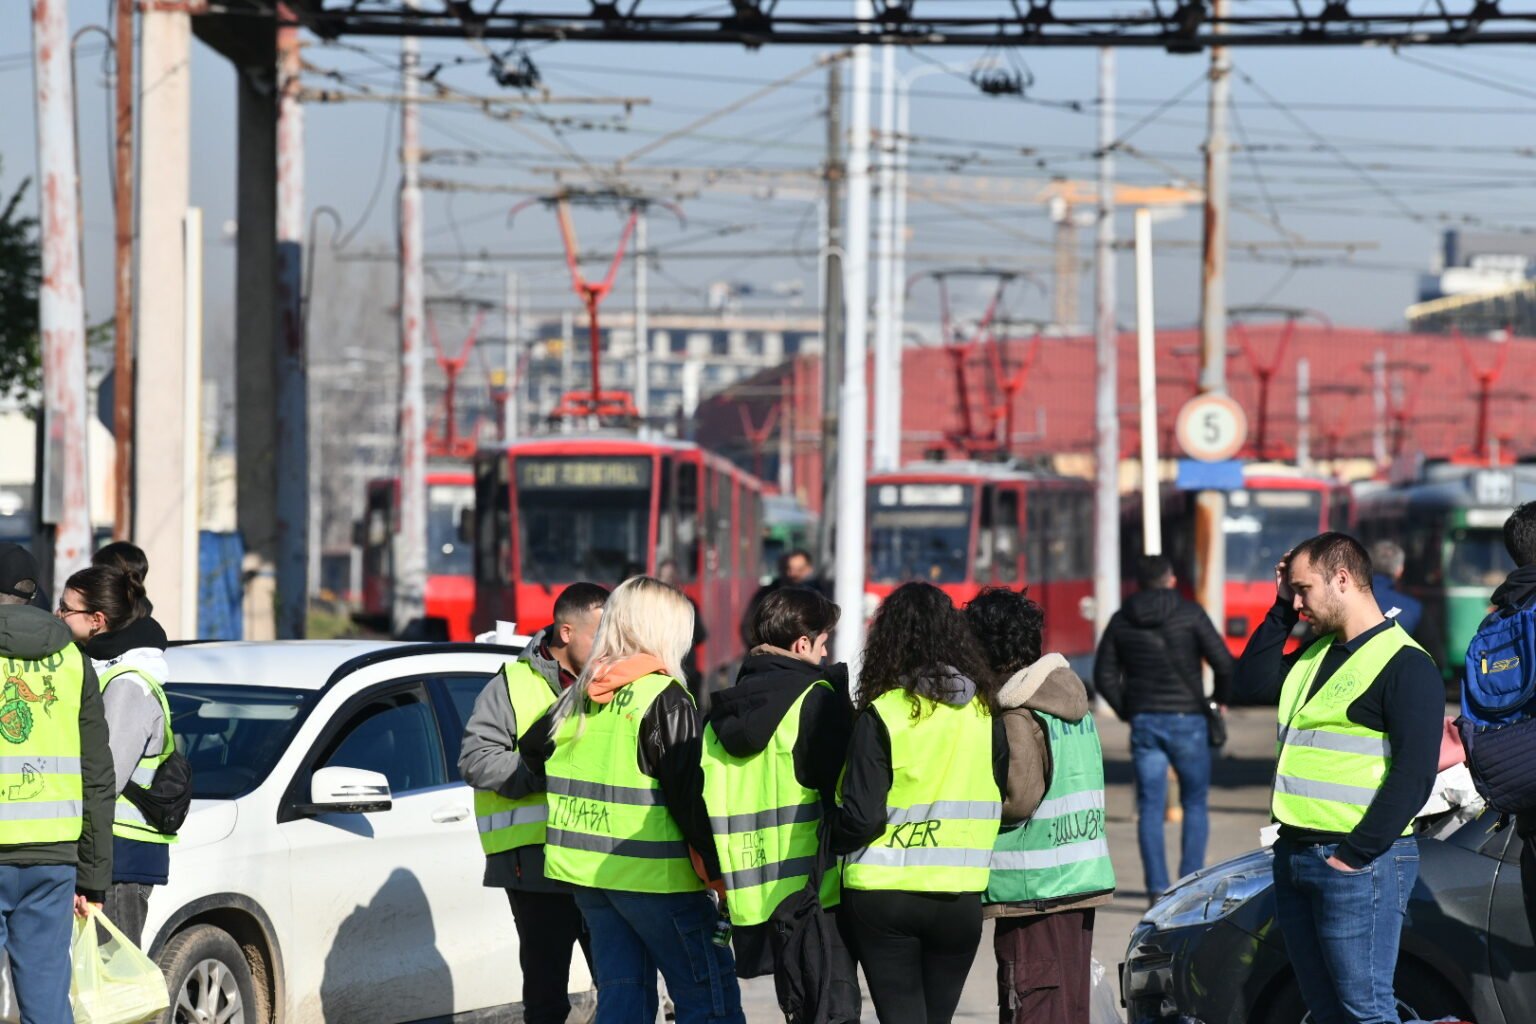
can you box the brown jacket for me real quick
[986,653,1116,919]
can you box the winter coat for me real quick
[1093,588,1234,719]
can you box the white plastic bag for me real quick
[1090,957,1125,1024]
[69,912,169,1024]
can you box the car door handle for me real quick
[431,805,470,824]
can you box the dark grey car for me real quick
[1121,808,1536,1024]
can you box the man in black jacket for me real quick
[1094,554,1235,900]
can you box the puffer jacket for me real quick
[1093,588,1234,719]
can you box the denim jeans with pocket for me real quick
[1130,712,1211,896]
[573,887,744,1024]
[1272,835,1418,1024]
[0,864,76,1024]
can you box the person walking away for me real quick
[833,582,1006,1024]
[1369,540,1423,637]
[518,577,744,1024]
[458,582,607,1024]
[0,543,115,1022]
[965,588,1114,1024]
[701,588,859,1018]
[1094,555,1233,901]
[1235,533,1443,1024]
[57,562,174,947]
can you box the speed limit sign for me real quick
[1176,394,1248,462]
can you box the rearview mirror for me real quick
[298,766,392,816]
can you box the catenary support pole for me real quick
[503,270,519,440]
[1093,47,1120,639]
[818,59,844,570]
[394,13,428,638]
[872,43,897,472]
[1135,208,1161,558]
[1296,357,1311,472]
[113,0,135,541]
[1195,2,1231,640]
[834,11,872,673]
[32,0,93,585]
[274,4,308,638]
[182,208,204,637]
[635,208,650,434]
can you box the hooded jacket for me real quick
[516,653,720,878]
[458,629,571,891]
[84,616,172,885]
[831,668,1008,857]
[985,653,1115,919]
[1094,588,1235,718]
[0,604,114,900]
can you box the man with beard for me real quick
[1234,532,1443,1024]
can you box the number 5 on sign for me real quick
[1176,395,1248,463]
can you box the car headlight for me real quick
[1142,862,1272,932]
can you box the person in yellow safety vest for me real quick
[515,577,745,1024]
[1234,533,1444,1024]
[0,543,117,1022]
[964,588,1115,1024]
[701,587,860,1019]
[57,558,175,949]
[831,582,1007,1024]
[458,583,608,1024]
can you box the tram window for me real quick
[514,456,651,586]
[712,470,733,574]
[1445,528,1512,589]
[1024,492,1045,581]
[657,457,675,570]
[974,487,996,580]
[676,462,700,583]
[996,490,1020,583]
[474,459,507,584]
[738,487,759,585]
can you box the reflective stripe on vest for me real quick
[0,645,87,846]
[544,674,704,894]
[985,709,1115,905]
[702,680,839,927]
[842,690,1001,894]
[1271,628,1427,835]
[474,659,560,856]
[97,664,176,845]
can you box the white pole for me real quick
[872,44,897,472]
[1296,356,1311,472]
[890,85,911,469]
[834,11,873,674]
[182,209,204,637]
[635,209,650,435]
[1135,209,1161,558]
[394,15,428,638]
[1092,47,1120,638]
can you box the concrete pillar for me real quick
[235,65,278,641]
[133,8,192,636]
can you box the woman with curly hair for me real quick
[832,582,1008,1024]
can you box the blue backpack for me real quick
[1458,600,1536,813]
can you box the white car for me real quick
[134,639,592,1024]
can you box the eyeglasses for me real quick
[57,604,90,618]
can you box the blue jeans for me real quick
[0,864,76,1024]
[1130,713,1211,896]
[573,888,744,1024]
[1272,837,1417,1024]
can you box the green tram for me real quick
[1354,464,1536,681]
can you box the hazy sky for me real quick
[4,1,1535,371]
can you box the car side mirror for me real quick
[297,766,393,816]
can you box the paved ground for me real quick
[738,705,1278,1022]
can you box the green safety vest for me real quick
[985,709,1115,905]
[475,659,561,856]
[702,680,840,927]
[99,664,177,844]
[0,645,87,846]
[544,673,704,894]
[842,689,1002,894]
[1271,628,1427,835]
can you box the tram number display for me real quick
[516,457,652,490]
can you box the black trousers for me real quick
[840,889,982,1024]
[103,882,153,948]
[507,888,593,1024]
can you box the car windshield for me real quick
[868,483,974,585]
[167,684,314,799]
[428,483,474,577]
[1225,489,1323,583]
[515,456,653,586]
[1445,528,1512,589]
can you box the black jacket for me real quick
[705,650,853,976]
[1094,589,1235,718]
[831,670,1008,859]
[516,676,721,879]
[1234,600,1444,868]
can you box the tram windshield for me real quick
[1224,488,1324,583]
[868,483,974,585]
[1445,528,1511,589]
[515,456,652,586]
[428,483,475,577]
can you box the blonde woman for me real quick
[516,577,744,1024]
